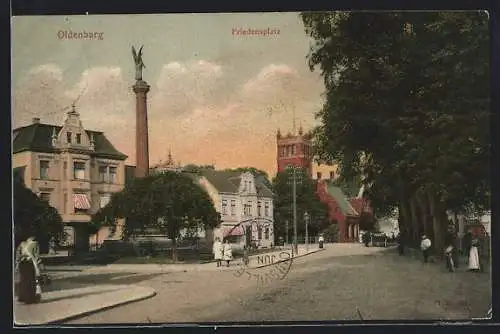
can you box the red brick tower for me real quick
[133,80,150,178]
[276,126,313,176]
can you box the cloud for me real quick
[149,60,224,118]
[13,61,324,175]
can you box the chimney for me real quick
[330,171,335,180]
[317,172,322,180]
[32,117,40,124]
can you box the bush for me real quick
[322,224,339,242]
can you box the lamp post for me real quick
[285,219,289,246]
[304,211,310,252]
[291,167,298,256]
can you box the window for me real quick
[73,161,86,180]
[109,167,117,183]
[257,201,262,217]
[265,227,269,240]
[67,132,72,143]
[76,133,81,144]
[230,200,236,216]
[222,200,228,215]
[100,194,111,208]
[291,145,296,155]
[98,165,107,182]
[264,202,270,217]
[39,192,50,203]
[39,160,50,179]
[73,193,91,214]
[243,203,251,216]
[258,225,263,240]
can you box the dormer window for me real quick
[67,132,72,143]
[76,133,81,144]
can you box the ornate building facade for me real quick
[12,108,127,253]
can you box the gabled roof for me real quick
[201,170,241,193]
[200,170,273,198]
[13,123,127,160]
[325,180,359,216]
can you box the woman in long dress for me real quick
[16,237,43,303]
[212,237,223,267]
[222,239,233,267]
[468,238,481,272]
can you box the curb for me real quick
[51,290,157,325]
[15,288,157,326]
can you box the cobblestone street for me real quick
[65,244,491,324]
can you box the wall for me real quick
[12,151,34,188]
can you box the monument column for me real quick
[133,80,150,178]
[131,45,150,178]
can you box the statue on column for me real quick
[132,45,146,81]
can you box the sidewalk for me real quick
[14,284,156,325]
[82,245,324,274]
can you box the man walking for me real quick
[420,235,432,263]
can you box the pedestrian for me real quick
[49,237,57,255]
[15,236,43,304]
[420,235,432,263]
[318,234,325,249]
[444,244,455,272]
[222,239,233,267]
[242,245,249,266]
[212,237,223,267]
[468,238,481,272]
[397,230,405,255]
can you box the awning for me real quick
[224,225,245,237]
[73,193,91,210]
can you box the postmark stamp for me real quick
[233,250,293,288]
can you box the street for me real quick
[61,244,491,323]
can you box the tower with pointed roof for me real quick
[276,125,313,176]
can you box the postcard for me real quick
[12,12,491,325]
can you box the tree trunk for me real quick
[428,191,444,258]
[415,190,430,236]
[399,198,413,245]
[171,237,178,262]
[409,196,420,239]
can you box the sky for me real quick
[11,13,327,177]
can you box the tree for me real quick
[92,172,221,261]
[272,167,330,242]
[182,164,215,174]
[14,180,64,253]
[359,212,376,232]
[301,11,489,252]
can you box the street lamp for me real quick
[285,219,289,246]
[304,211,310,252]
[285,165,300,256]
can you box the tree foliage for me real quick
[14,180,64,252]
[182,164,215,174]
[301,11,490,251]
[92,172,221,261]
[272,168,330,241]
